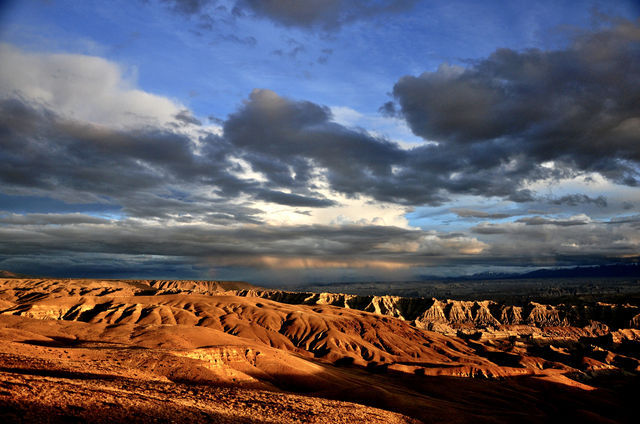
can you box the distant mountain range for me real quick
[0,270,34,279]
[459,263,640,281]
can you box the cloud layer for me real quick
[1,19,639,282]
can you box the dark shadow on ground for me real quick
[275,360,640,424]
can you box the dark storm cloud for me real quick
[226,89,538,205]
[113,192,263,223]
[0,215,490,283]
[0,251,205,279]
[212,87,603,206]
[0,98,206,195]
[550,194,608,207]
[223,89,410,201]
[0,98,244,218]
[391,19,640,187]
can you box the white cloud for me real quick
[0,43,185,128]
[252,190,411,228]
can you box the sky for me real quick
[0,0,639,285]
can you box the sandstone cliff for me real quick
[238,289,640,335]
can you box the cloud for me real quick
[0,219,485,266]
[0,48,345,217]
[550,194,608,207]
[0,98,221,199]
[271,37,306,58]
[0,45,415,234]
[223,88,408,201]
[0,96,340,218]
[2,28,640,282]
[0,43,183,128]
[2,210,637,282]
[0,251,205,279]
[391,19,640,188]
[254,190,336,207]
[0,213,110,226]
[222,89,537,206]
[515,215,591,226]
[217,89,588,206]
[8,21,632,219]
[213,34,258,46]
[160,0,213,15]
[174,110,202,126]
[451,208,513,219]
[4,47,629,224]
[606,214,640,227]
[471,215,597,233]
[378,101,397,117]
[236,0,417,30]
[317,48,333,64]
[470,216,640,266]
[156,0,417,31]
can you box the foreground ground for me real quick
[1,277,639,423]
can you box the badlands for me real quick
[1,275,639,423]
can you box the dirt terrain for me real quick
[1,277,639,423]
